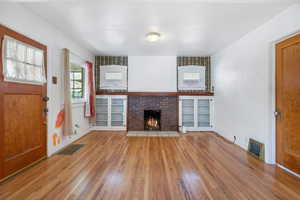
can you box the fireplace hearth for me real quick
[144,110,161,131]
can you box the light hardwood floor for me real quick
[0,131,300,200]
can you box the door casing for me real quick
[275,33,300,175]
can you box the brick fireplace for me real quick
[127,95,178,131]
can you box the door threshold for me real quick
[277,164,300,178]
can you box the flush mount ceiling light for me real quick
[146,32,161,42]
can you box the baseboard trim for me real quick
[90,126,127,131]
[213,131,269,163]
[50,130,92,157]
[277,164,300,178]
[213,131,235,145]
[48,128,92,157]
[0,156,46,183]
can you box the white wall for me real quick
[128,56,177,92]
[212,4,300,164]
[0,3,95,156]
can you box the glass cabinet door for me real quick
[96,97,109,126]
[197,99,210,127]
[180,96,213,130]
[95,95,127,129]
[111,98,125,127]
[182,99,194,127]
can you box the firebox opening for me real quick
[144,110,161,131]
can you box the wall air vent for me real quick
[248,139,265,161]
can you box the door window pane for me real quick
[35,50,43,66]
[17,44,26,62]
[16,62,26,80]
[3,36,46,84]
[6,60,17,78]
[26,47,34,64]
[6,39,17,58]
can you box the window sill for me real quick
[72,99,86,107]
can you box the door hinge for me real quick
[274,110,281,120]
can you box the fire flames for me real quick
[147,117,159,128]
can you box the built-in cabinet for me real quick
[94,94,213,132]
[95,95,127,130]
[179,96,214,131]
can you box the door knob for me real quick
[43,96,50,102]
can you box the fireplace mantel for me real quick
[96,91,214,96]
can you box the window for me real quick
[183,72,200,80]
[99,65,127,90]
[2,36,46,84]
[105,72,122,80]
[70,63,85,99]
[178,65,206,91]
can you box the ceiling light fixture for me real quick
[146,32,161,42]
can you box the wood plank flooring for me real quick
[0,131,300,200]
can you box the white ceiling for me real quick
[21,0,299,56]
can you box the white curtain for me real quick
[84,61,96,124]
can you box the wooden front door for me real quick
[276,34,300,175]
[0,25,47,181]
